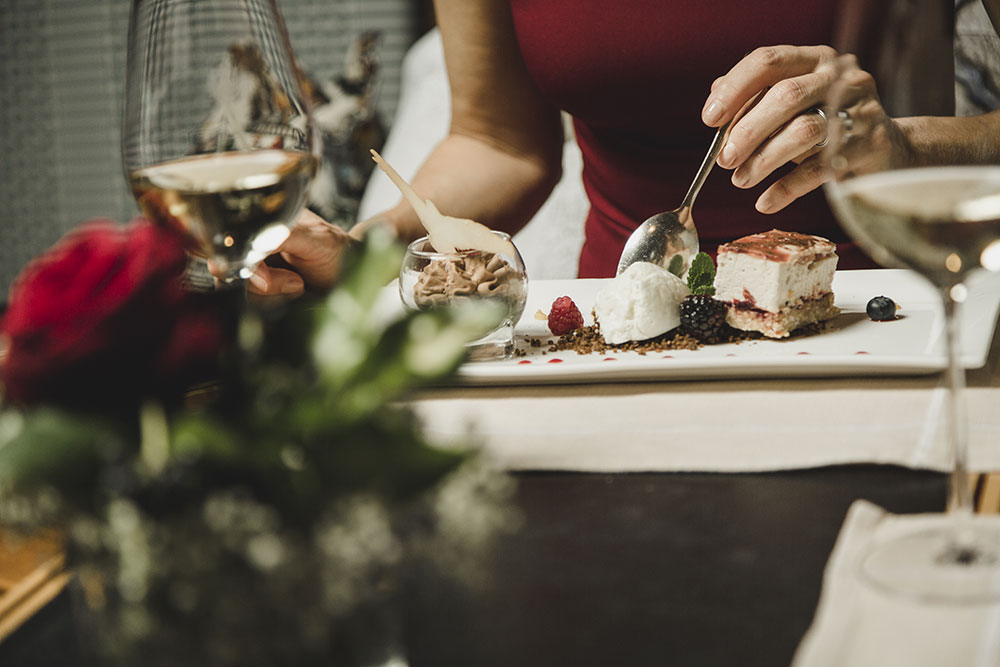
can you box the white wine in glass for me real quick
[123,0,320,282]
[824,0,1000,603]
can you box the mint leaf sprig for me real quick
[686,252,716,296]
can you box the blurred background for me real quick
[0,0,434,293]
[1,0,998,295]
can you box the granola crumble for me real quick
[523,319,826,356]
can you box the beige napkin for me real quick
[407,370,1000,472]
[792,501,1000,667]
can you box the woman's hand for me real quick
[241,208,354,298]
[702,46,907,213]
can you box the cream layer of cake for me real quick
[715,229,840,338]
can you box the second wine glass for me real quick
[822,0,1000,603]
[123,0,320,283]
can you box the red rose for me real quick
[0,218,227,413]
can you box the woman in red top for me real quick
[507,0,867,275]
[245,0,999,296]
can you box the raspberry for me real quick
[548,296,584,335]
[679,294,728,342]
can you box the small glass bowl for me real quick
[400,232,528,361]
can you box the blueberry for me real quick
[866,296,897,321]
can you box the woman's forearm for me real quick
[356,0,565,244]
[359,130,563,244]
[897,110,1000,167]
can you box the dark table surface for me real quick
[404,466,945,667]
[2,466,945,667]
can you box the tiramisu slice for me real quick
[714,229,839,338]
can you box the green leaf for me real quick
[0,408,129,504]
[402,301,503,376]
[303,412,469,502]
[336,226,404,316]
[686,252,716,296]
[312,235,502,414]
[666,254,684,277]
[312,228,407,386]
[170,413,243,462]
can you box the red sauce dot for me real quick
[661,355,673,359]
[797,351,811,356]
[855,351,870,355]
[603,357,617,362]
[726,353,737,357]
[547,358,564,364]
[517,360,532,365]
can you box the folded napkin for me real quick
[792,501,1000,667]
[407,371,1000,472]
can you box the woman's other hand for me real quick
[214,208,353,298]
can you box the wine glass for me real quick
[823,0,1000,603]
[123,0,320,283]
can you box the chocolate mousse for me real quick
[413,251,527,313]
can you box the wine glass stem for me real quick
[941,288,973,517]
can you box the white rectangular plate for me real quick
[376,269,1000,385]
[467,269,1000,384]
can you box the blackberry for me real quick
[866,296,897,321]
[680,294,728,342]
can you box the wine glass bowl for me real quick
[399,232,528,361]
[123,0,320,282]
[828,166,1000,287]
[822,29,1000,602]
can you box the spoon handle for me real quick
[679,125,729,212]
[679,90,766,212]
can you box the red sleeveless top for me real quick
[508,0,874,277]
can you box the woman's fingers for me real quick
[203,208,352,297]
[754,154,829,214]
[699,46,901,213]
[748,59,898,214]
[239,209,353,296]
[753,107,901,215]
[247,263,305,297]
[701,48,901,215]
[730,111,827,189]
[718,64,838,170]
[274,214,353,292]
[702,45,837,127]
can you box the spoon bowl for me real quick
[616,206,700,277]
[616,91,763,277]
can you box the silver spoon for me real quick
[616,91,763,277]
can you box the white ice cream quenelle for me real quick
[594,262,690,344]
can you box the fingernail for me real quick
[756,194,774,213]
[703,100,723,124]
[720,142,738,168]
[732,170,749,188]
[248,271,268,292]
[281,278,304,295]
